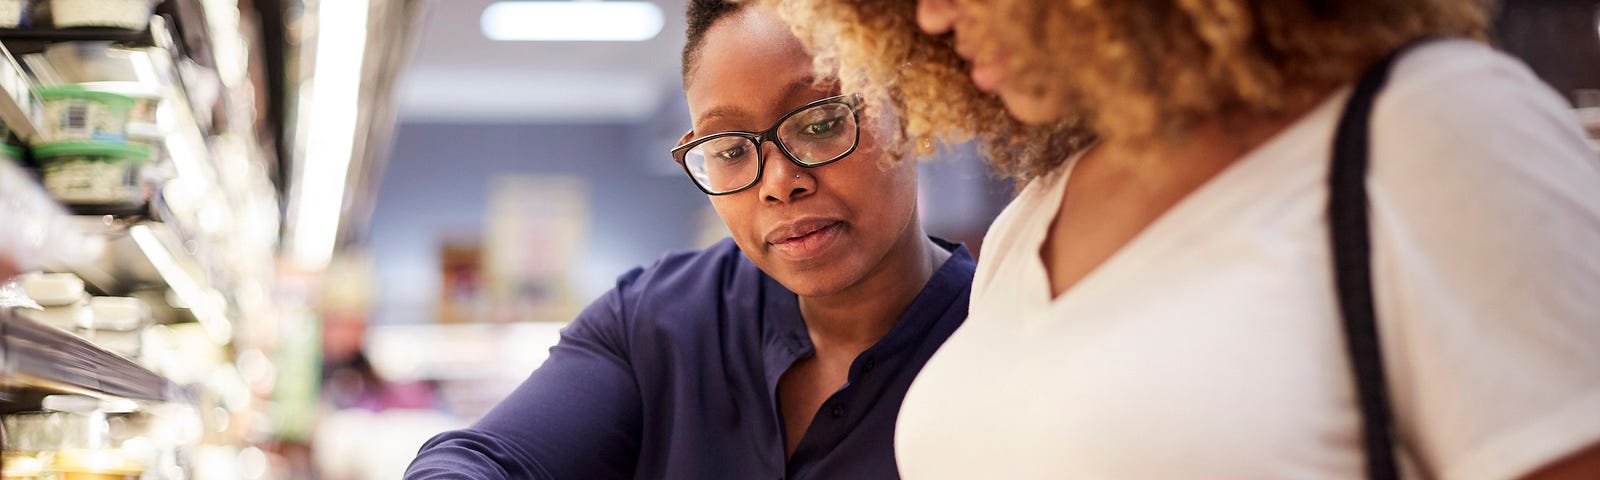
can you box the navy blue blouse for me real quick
[406,238,975,479]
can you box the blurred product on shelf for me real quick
[434,240,480,324]
[77,82,157,132]
[48,0,155,30]
[481,175,589,324]
[0,0,29,29]
[15,271,81,306]
[2,395,154,480]
[34,85,132,143]
[52,449,145,480]
[15,271,89,330]
[34,142,150,206]
[2,412,57,479]
[83,295,148,358]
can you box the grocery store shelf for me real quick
[0,27,154,46]
[0,162,225,341]
[67,202,154,219]
[0,309,173,402]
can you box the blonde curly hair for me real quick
[755,0,1490,182]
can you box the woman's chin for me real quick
[999,91,1065,125]
[773,269,853,298]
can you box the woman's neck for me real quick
[796,229,948,347]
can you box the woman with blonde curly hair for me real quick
[759,0,1600,478]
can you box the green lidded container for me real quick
[0,144,23,161]
[33,85,137,144]
[34,141,152,206]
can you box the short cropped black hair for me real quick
[681,0,744,86]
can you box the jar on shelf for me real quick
[43,396,146,480]
[1,412,60,480]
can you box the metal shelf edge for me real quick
[0,309,172,402]
[0,27,153,45]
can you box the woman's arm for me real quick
[405,276,646,479]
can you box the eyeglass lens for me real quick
[680,101,856,194]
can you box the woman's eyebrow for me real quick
[694,76,826,131]
[695,106,747,132]
[779,76,820,103]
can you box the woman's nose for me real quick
[916,0,960,35]
[756,142,814,203]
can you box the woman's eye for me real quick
[716,145,749,160]
[802,118,842,136]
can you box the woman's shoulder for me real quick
[1370,38,1597,191]
[1378,39,1577,135]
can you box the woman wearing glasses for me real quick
[405,1,973,479]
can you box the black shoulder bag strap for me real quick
[1329,39,1437,480]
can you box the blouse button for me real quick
[862,358,876,372]
[830,405,846,418]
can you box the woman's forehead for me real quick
[685,9,826,130]
[688,11,810,84]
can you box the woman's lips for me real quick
[968,58,1005,93]
[954,41,1005,93]
[767,221,845,261]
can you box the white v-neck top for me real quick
[895,40,1600,480]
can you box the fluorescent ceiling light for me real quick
[291,0,369,271]
[482,1,664,42]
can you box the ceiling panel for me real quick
[399,0,689,123]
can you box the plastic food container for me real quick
[78,82,161,128]
[0,0,32,28]
[35,85,134,143]
[35,142,150,206]
[17,272,90,331]
[19,271,84,306]
[82,296,147,358]
[50,0,153,30]
[15,297,88,330]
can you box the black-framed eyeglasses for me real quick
[670,94,862,195]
